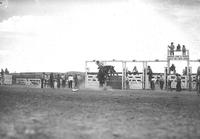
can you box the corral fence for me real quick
[1,72,85,88]
[85,47,200,90]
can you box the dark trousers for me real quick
[50,80,54,88]
[41,79,44,88]
[150,81,155,90]
[176,82,182,91]
[170,51,174,56]
[167,81,172,91]
[74,80,78,88]
[62,80,66,88]
[57,80,60,88]
[160,81,164,90]
[68,80,72,88]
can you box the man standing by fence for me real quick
[41,73,45,88]
[74,74,78,89]
[176,74,182,91]
[159,75,164,90]
[57,74,61,88]
[68,75,73,88]
[147,66,154,90]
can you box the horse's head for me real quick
[110,66,114,70]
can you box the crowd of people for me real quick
[41,73,80,89]
[147,65,183,91]
[167,73,182,92]
[39,65,198,93]
[125,65,180,91]
[168,42,187,56]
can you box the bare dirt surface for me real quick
[0,86,200,139]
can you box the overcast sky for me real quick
[0,0,200,73]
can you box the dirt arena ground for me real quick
[0,86,200,139]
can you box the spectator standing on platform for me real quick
[159,75,164,90]
[68,75,73,88]
[176,44,181,51]
[168,42,175,56]
[182,45,186,56]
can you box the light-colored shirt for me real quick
[68,76,73,81]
